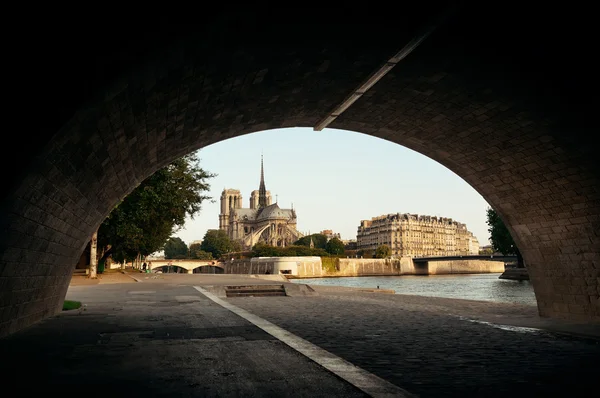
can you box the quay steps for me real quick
[225,284,287,298]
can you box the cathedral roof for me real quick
[256,203,295,221]
[233,208,258,220]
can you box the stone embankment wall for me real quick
[222,257,505,277]
[425,260,505,275]
[223,259,253,274]
[332,258,413,277]
[224,257,323,276]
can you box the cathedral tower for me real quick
[219,189,242,230]
[216,154,301,250]
[258,155,268,209]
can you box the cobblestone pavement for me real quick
[226,285,600,398]
[0,283,369,397]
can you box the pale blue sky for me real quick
[174,127,492,246]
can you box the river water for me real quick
[291,273,537,306]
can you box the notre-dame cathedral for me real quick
[218,156,303,250]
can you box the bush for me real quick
[62,300,82,311]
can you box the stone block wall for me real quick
[335,258,411,276]
[1,7,598,338]
[223,257,503,278]
[426,260,505,275]
[223,260,253,274]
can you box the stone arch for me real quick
[193,265,225,274]
[0,6,598,336]
[154,265,188,274]
[244,224,272,248]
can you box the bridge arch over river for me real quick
[0,4,598,336]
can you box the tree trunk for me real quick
[99,246,113,271]
[516,248,525,268]
[89,230,98,278]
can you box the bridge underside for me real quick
[0,4,598,336]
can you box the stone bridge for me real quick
[149,260,225,274]
[0,4,598,336]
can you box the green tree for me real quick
[195,250,214,260]
[251,242,282,257]
[294,233,328,249]
[486,207,524,267]
[189,243,213,260]
[375,244,392,258]
[98,151,215,264]
[325,237,345,255]
[189,242,201,256]
[164,237,188,259]
[479,247,494,255]
[201,229,235,259]
[250,243,327,257]
[230,240,242,253]
[285,245,314,256]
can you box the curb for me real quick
[122,272,142,283]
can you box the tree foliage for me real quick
[98,151,215,264]
[164,237,188,259]
[189,242,202,256]
[375,244,392,258]
[479,247,494,255]
[195,250,214,260]
[486,207,524,267]
[251,242,281,257]
[189,243,213,260]
[200,229,236,259]
[294,233,328,249]
[325,237,345,255]
[251,243,327,257]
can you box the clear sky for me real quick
[174,127,492,246]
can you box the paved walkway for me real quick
[227,284,600,398]
[1,273,599,397]
[69,269,139,286]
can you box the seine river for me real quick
[291,273,537,306]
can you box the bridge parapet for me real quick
[149,260,225,273]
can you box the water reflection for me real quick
[292,273,537,306]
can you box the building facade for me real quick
[342,239,357,250]
[219,157,303,250]
[356,213,480,257]
[320,229,341,240]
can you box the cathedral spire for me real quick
[258,155,267,209]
